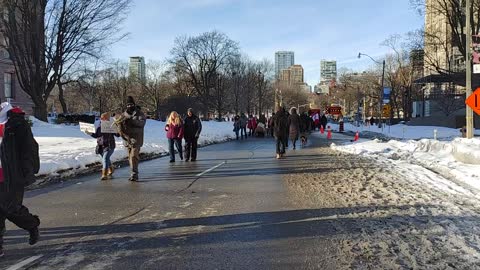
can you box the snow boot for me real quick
[107,166,114,177]
[101,170,108,181]
[28,225,40,246]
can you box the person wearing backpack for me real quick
[0,103,40,258]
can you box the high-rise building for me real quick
[275,51,294,79]
[320,60,337,84]
[290,65,304,84]
[129,56,146,82]
[279,65,304,85]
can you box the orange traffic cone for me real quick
[327,126,332,139]
[354,131,359,142]
[320,125,324,134]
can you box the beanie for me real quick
[126,96,135,105]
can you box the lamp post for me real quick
[358,53,385,128]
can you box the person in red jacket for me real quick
[165,111,184,163]
[247,114,257,137]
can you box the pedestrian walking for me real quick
[268,113,275,137]
[183,108,202,162]
[288,107,301,150]
[320,114,328,131]
[284,110,290,148]
[273,107,288,159]
[233,115,241,140]
[115,96,146,181]
[239,113,248,139]
[86,112,119,180]
[166,111,184,163]
[247,114,257,137]
[0,103,40,257]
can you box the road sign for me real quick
[466,87,480,115]
[383,87,391,104]
[382,104,391,117]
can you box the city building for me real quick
[275,51,294,79]
[279,64,304,85]
[129,56,146,82]
[0,3,35,113]
[320,60,337,84]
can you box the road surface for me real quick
[2,132,480,269]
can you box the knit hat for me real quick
[126,96,135,105]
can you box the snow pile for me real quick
[328,122,475,140]
[332,138,480,191]
[31,119,235,177]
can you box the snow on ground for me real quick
[328,122,478,140]
[31,119,235,177]
[332,125,480,193]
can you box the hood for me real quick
[0,102,13,123]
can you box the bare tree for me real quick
[1,0,131,120]
[170,31,240,114]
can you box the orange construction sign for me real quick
[466,87,480,115]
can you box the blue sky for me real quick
[110,0,424,86]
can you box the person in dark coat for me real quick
[258,114,267,125]
[268,113,275,137]
[233,115,241,140]
[0,104,40,257]
[273,108,289,159]
[239,113,248,139]
[86,112,119,180]
[320,114,328,130]
[369,116,375,126]
[288,107,301,150]
[115,96,146,181]
[183,108,202,162]
[284,110,290,148]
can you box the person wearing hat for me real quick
[115,96,146,181]
[183,108,202,161]
[0,103,41,257]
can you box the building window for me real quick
[4,73,13,99]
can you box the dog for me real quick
[300,135,308,147]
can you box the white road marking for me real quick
[196,162,226,177]
[7,255,43,270]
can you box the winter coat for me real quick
[183,114,202,141]
[117,107,146,148]
[273,110,288,139]
[0,109,39,191]
[166,123,184,140]
[288,113,301,140]
[320,115,328,127]
[247,118,257,130]
[258,115,267,125]
[91,126,118,153]
[239,115,248,128]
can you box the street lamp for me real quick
[358,52,385,128]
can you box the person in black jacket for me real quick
[86,112,119,180]
[183,108,202,162]
[273,107,289,159]
[0,104,40,257]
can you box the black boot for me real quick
[29,226,39,245]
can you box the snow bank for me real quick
[31,119,235,177]
[328,122,478,140]
[332,138,480,191]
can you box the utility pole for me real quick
[466,0,474,138]
[379,60,385,128]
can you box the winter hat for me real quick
[187,108,193,113]
[126,96,136,105]
[0,102,13,123]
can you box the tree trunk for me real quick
[58,82,68,113]
[34,101,48,122]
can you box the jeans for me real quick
[276,138,286,154]
[240,127,247,139]
[0,189,40,248]
[168,138,183,161]
[128,146,141,178]
[101,148,114,170]
[185,139,198,160]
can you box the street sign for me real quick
[474,64,480,74]
[382,104,391,117]
[466,87,480,115]
[383,87,391,104]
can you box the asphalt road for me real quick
[1,133,352,270]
